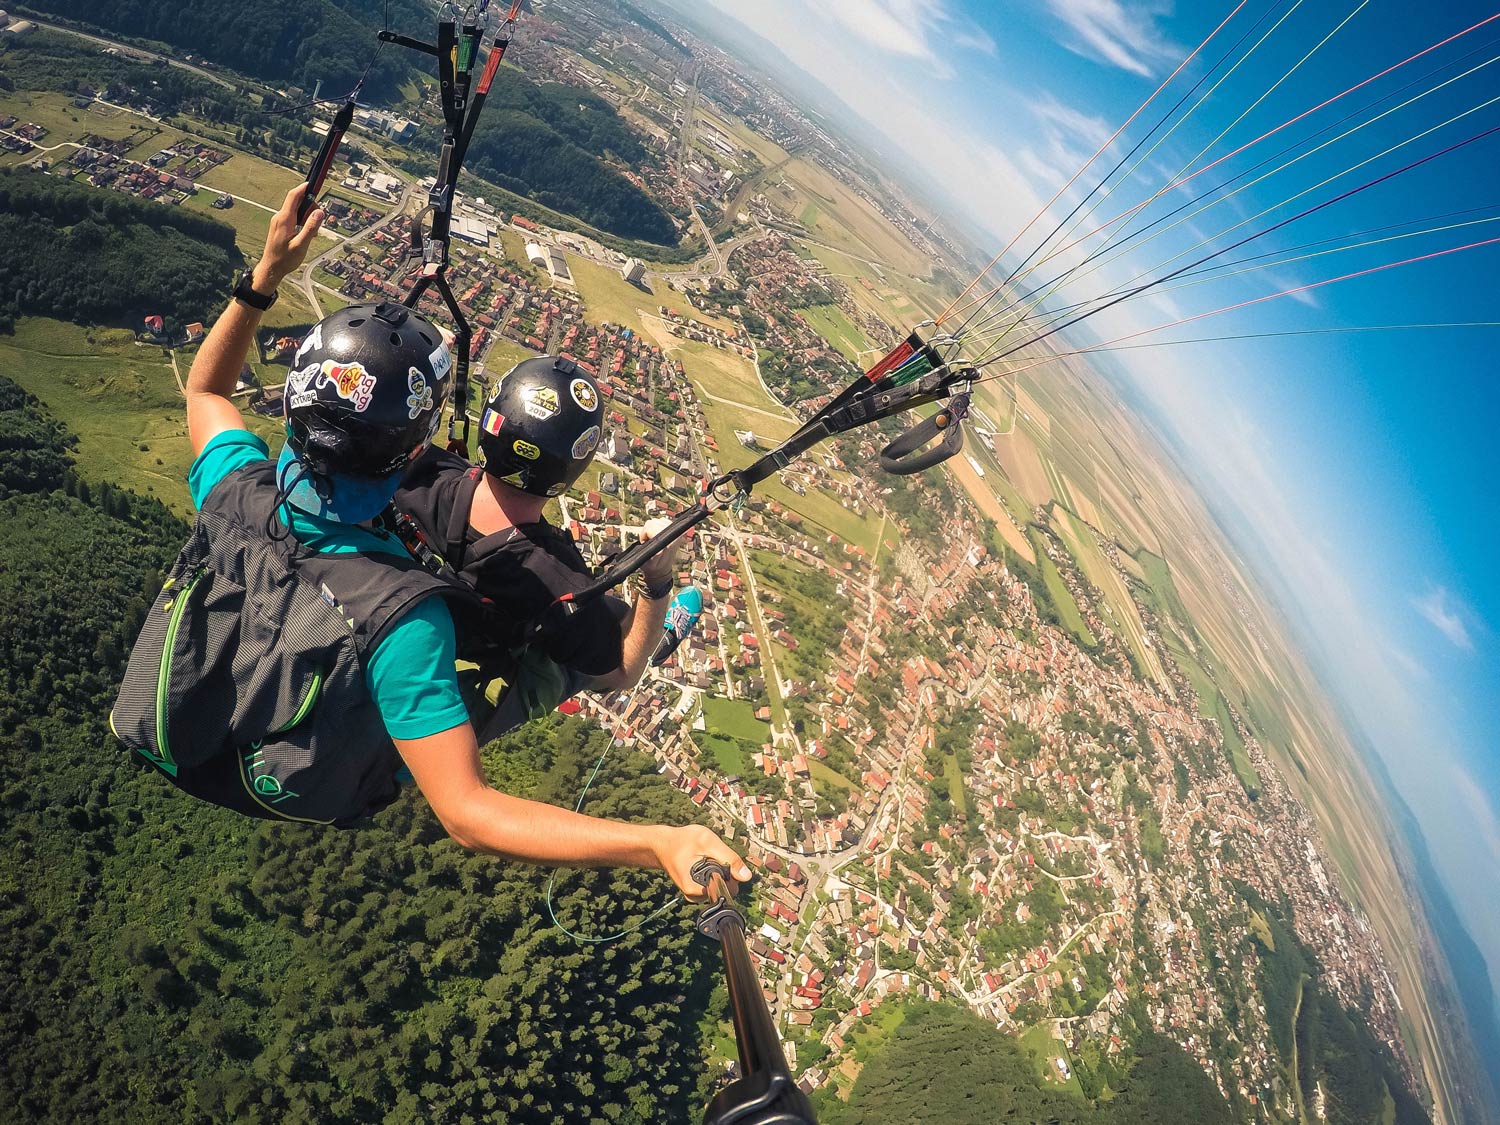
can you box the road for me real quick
[296,180,420,318]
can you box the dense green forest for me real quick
[448,66,679,245]
[16,0,428,102]
[0,377,730,1120]
[815,1002,1236,1125]
[0,169,241,332]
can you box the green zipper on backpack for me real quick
[153,567,208,777]
[269,670,323,735]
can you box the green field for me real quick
[703,695,770,744]
[694,730,750,776]
[0,318,280,516]
[796,303,869,362]
[1015,1023,1085,1096]
[567,252,667,333]
[0,91,163,166]
[943,751,969,815]
[1029,530,1097,648]
[1210,689,1262,799]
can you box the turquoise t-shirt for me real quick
[189,429,469,741]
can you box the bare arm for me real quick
[592,590,670,692]
[395,721,750,899]
[187,184,325,458]
[592,517,681,692]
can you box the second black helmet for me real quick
[477,355,603,497]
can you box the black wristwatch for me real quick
[232,270,278,311]
[640,575,674,601]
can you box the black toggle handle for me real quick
[299,98,355,223]
[879,393,969,475]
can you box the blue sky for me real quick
[670,0,1500,1024]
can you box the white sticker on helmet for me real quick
[525,386,560,420]
[406,366,434,420]
[294,323,323,362]
[571,424,600,460]
[569,377,598,412]
[429,343,453,381]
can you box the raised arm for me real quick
[592,517,680,692]
[187,184,325,457]
[395,721,750,900]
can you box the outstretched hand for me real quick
[252,183,326,293]
[655,824,752,902]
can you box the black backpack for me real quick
[393,446,624,684]
[112,461,475,825]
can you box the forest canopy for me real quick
[0,379,730,1121]
[0,169,241,332]
[17,0,429,103]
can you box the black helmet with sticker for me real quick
[284,302,452,485]
[476,355,604,497]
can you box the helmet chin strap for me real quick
[267,458,319,543]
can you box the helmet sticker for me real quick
[569,377,598,412]
[406,366,434,420]
[545,481,566,497]
[571,424,600,460]
[428,343,453,381]
[323,360,375,411]
[513,439,541,460]
[294,323,323,362]
[500,471,527,488]
[524,386,560,421]
[482,408,505,435]
[286,361,322,410]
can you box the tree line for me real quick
[17,0,428,103]
[0,168,240,332]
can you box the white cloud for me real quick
[808,0,997,75]
[1046,0,1178,77]
[1413,586,1476,652]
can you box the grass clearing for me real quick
[0,91,162,163]
[943,752,968,814]
[567,251,667,333]
[0,318,277,516]
[1015,1024,1085,1096]
[795,303,869,362]
[1210,689,1261,799]
[1029,530,1096,648]
[694,730,751,777]
[703,695,771,744]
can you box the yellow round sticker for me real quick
[513,439,541,461]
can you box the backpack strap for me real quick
[447,465,484,571]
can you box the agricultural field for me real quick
[795,303,871,362]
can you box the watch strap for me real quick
[233,270,277,311]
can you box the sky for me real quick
[660,0,1500,1054]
